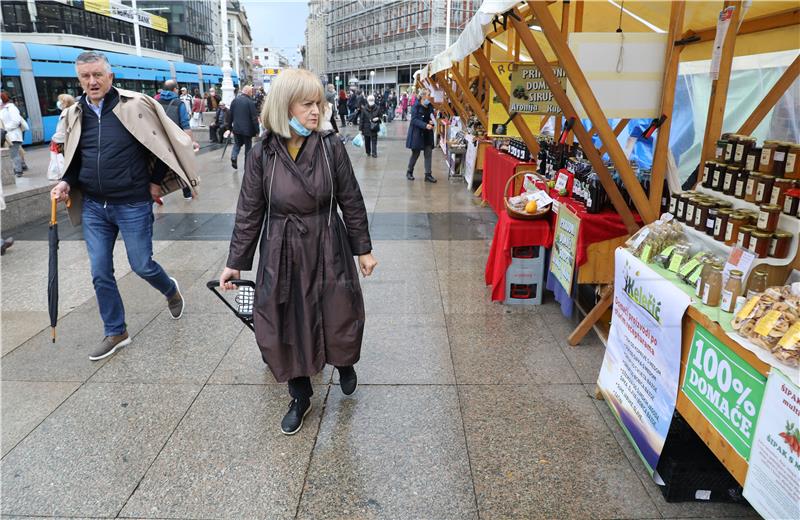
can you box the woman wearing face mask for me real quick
[218,68,377,436]
[405,89,436,182]
[358,94,383,158]
[48,94,76,180]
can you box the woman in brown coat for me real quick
[219,69,377,435]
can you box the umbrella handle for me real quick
[50,198,57,225]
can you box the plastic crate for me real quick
[656,414,748,504]
[504,246,546,306]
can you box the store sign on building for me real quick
[681,324,767,461]
[598,248,691,476]
[509,65,566,115]
[84,0,168,33]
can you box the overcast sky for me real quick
[241,0,309,65]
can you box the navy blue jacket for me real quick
[227,93,259,137]
[62,88,166,204]
[405,101,434,150]
[157,90,190,130]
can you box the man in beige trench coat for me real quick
[51,51,199,361]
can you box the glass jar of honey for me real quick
[757,204,782,232]
[749,231,771,259]
[755,174,775,204]
[735,136,756,167]
[715,139,728,162]
[783,188,800,216]
[760,140,780,173]
[745,173,762,203]
[712,163,727,191]
[725,212,749,245]
[723,166,739,195]
[745,147,761,172]
[770,178,795,207]
[701,161,714,188]
[737,225,755,250]
[734,169,750,199]
[774,141,791,176]
[695,201,713,231]
[769,231,793,259]
[786,143,800,179]
[721,270,743,313]
[725,135,741,164]
[714,208,734,241]
[702,264,723,307]
[685,196,700,226]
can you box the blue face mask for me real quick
[289,116,312,137]
[421,99,430,106]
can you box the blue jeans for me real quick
[231,133,252,167]
[82,198,176,336]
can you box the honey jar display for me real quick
[723,166,739,195]
[755,174,775,204]
[769,231,792,259]
[786,143,800,179]
[773,141,791,176]
[734,169,750,199]
[725,212,749,245]
[749,230,771,258]
[745,147,761,172]
[760,140,780,173]
[737,225,755,250]
[783,188,800,216]
[756,204,781,232]
[745,172,762,203]
[770,178,795,207]
[734,136,756,167]
[714,208,734,241]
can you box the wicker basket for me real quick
[503,171,550,220]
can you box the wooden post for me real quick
[472,49,541,155]
[597,119,630,156]
[436,73,469,122]
[451,66,489,128]
[680,6,799,44]
[528,2,656,223]
[561,1,572,144]
[737,55,800,135]
[650,0,686,210]
[509,13,639,233]
[568,285,612,346]
[699,1,742,165]
[574,0,584,32]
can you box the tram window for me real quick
[2,76,27,118]
[35,78,82,116]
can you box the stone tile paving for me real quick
[0,121,759,519]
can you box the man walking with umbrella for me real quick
[50,51,198,360]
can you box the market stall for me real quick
[419,0,800,515]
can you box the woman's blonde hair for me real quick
[261,68,324,138]
[58,93,76,108]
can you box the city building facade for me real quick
[136,0,219,64]
[324,0,480,93]
[227,0,254,83]
[304,0,327,75]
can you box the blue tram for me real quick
[1,41,239,145]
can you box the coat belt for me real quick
[275,213,319,346]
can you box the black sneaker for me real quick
[406,172,414,180]
[338,366,358,395]
[231,157,238,169]
[425,175,437,183]
[281,398,312,435]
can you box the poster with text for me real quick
[509,65,566,115]
[598,248,691,475]
[549,206,580,296]
[743,369,800,520]
[488,61,541,138]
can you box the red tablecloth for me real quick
[485,210,554,301]
[481,147,536,216]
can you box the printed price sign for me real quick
[681,324,767,460]
[549,206,580,296]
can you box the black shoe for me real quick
[371,153,377,158]
[231,158,238,169]
[425,175,437,183]
[280,398,312,435]
[338,366,358,395]
[1,237,14,255]
[406,172,414,180]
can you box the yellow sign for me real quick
[84,0,110,16]
[84,0,168,33]
[264,68,281,76]
[488,61,540,138]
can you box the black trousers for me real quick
[288,365,354,401]
[340,113,347,127]
[364,135,377,156]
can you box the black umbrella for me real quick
[48,197,60,343]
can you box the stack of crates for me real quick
[504,245,547,306]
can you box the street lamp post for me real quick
[370,70,375,95]
[219,0,235,106]
[335,75,340,89]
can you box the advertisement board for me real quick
[84,0,168,33]
[549,206,579,296]
[508,65,566,115]
[487,61,541,138]
[598,248,691,475]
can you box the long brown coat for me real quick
[227,130,372,382]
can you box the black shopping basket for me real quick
[207,279,255,332]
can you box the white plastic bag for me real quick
[47,151,64,180]
[378,123,387,137]
[352,132,364,147]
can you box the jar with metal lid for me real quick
[725,212,749,245]
[734,169,750,199]
[705,207,719,236]
[685,196,700,226]
[696,260,714,298]
[773,141,791,176]
[668,193,679,215]
[745,147,761,172]
[712,163,727,191]
[714,208,734,241]
[701,161,715,188]
[769,231,793,259]
[735,136,756,166]
[715,139,728,162]
[721,270,744,313]
[750,231,771,258]
[760,140,780,173]
[723,166,739,195]
[783,188,800,216]
[702,264,723,307]
[725,135,741,164]
[737,225,755,250]
[757,204,782,232]
[745,173,762,203]
[770,178,795,207]
[676,192,689,221]
[747,270,768,299]
[755,174,775,204]
[786,143,800,179]
[695,201,713,230]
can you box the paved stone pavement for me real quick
[0,121,759,519]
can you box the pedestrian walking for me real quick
[48,94,76,180]
[387,89,397,122]
[218,68,376,436]
[179,87,192,117]
[337,90,348,129]
[49,51,198,361]
[346,90,360,126]
[400,92,409,120]
[406,89,437,182]
[158,80,200,199]
[227,84,259,170]
[190,93,204,129]
[325,83,336,106]
[359,95,383,158]
[206,87,221,112]
[0,91,28,177]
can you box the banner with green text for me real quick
[599,248,691,475]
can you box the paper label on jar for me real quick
[786,152,797,174]
[736,296,760,320]
[726,222,734,241]
[702,283,713,305]
[716,146,723,159]
[746,178,756,195]
[735,144,745,162]
[725,144,734,161]
[748,239,757,254]
[785,197,794,214]
[669,198,677,213]
[774,151,786,162]
[778,321,800,348]
[706,217,715,230]
[769,237,777,256]
[760,148,771,166]
[723,174,733,191]
[720,289,733,311]
[668,254,684,273]
[679,258,701,277]
[686,204,695,222]
[702,166,710,183]
[694,210,703,227]
[735,179,745,197]
[756,183,765,201]
[695,276,703,296]
[713,171,721,185]
[770,188,781,206]
[746,155,756,171]
[714,218,723,237]
[757,211,769,230]
[754,310,781,337]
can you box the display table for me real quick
[481,147,537,215]
[485,210,553,301]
